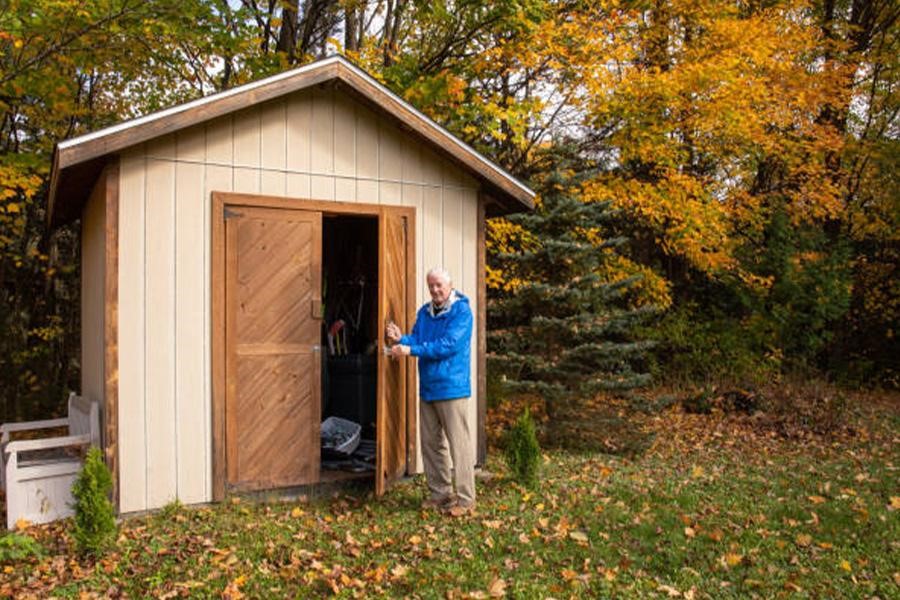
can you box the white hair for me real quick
[426,266,452,284]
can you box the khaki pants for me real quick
[420,398,475,505]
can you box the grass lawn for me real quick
[1,393,897,599]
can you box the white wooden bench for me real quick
[1,393,100,529]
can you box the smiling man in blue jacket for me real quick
[385,267,475,516]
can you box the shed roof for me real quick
[47,55,535,227]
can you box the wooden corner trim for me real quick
[103,159,120,512]
[476,194,487,465]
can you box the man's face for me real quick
[427,274,451,305]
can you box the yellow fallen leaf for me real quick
[484,536,494,549]
[817,542,833,549]
[561,568,577,581]
[408,535,422,545]
[390,564,408,579]
[795,534,812,547]
[808,495,827,504]
[658,584,681,596]
[721,553,743,568]
[889,496,900,511]
[14,518,30,531]
[569,530,589,543]
[684,527,696,538]
[290,507,304,518]
[483,520,503,529]
[840,560,852,572]
[691,465,705,478]
[3,566,13,574]
[488,577,507,598]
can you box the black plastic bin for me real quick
[325,354,376,431]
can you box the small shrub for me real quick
[0,533,43,562]
[504,408,541,488]
[71,447,117,555]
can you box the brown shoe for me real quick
[445,502,476,517]
[421,495,455,510]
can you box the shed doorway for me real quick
[320,216,379,482]
[212,194,415,500]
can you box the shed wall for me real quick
[117,87,480,512]
[81,179,106,431]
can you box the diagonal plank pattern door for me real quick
[225,206,322,491]
[376,207,412,495]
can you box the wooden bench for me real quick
[1,393,100,529]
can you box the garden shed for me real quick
[47,55,534,515]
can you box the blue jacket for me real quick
[400,291,473,402]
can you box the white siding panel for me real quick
[118,151,147,513]
[420,145,442,186]
[461,191,479,459]
[145,149,178,509]
[81,180,105,438]
[233,108,260,193]
[287,173,311,198]
[356,180,378,204]
[402,140,423,185]
[206,116,232,164]
[286,92,311,175]
[335,177,356,202]
[401,184,425,309]
[442,187,464,284]
[310,175,335,200]
[260,100,287,195]
[379,181,401,206]
[422,186,442,295]
[175,143,207,504]
[356,105,378,180]
[333,95,356,178]
[379,120,403,184]
[311,88,334,175]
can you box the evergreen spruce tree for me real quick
[489,152,654,418]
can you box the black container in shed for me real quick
[325,354,377,434]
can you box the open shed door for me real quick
[376,207,412,495]
[225,206,322,491]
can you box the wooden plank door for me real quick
[376,207,413,495]
[225,206,322,491]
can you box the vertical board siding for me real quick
[118,87,482,509]
[233,107,260,193]
[462,191,479,460]
[145,135,178,509]
[175,127,207,504]
[118,151,147,512]
[260,101,287,196]
[81,177,106,415]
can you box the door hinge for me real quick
[224,207,242,220]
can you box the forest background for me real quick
[0,0,897,422]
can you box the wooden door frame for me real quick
[210,191,416,501]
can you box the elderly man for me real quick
[385,267,475,516]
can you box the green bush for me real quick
[504,408,541,488]
[71,447,117,555]
[0,532,43,562]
